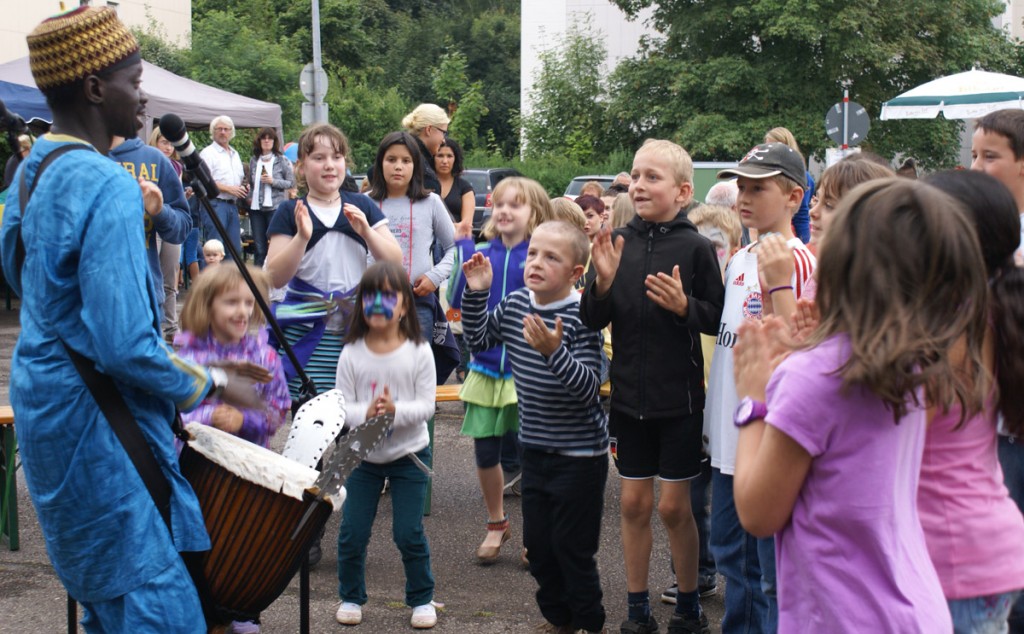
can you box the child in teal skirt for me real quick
[448,176,552,562]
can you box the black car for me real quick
[462,167,521,237]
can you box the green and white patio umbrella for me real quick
[879,69,1024,120]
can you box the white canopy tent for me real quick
[0,56,283,134]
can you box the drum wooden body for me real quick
[179,424,334,624]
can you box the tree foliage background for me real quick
[134,0,521,170]
[128,0,1024,179]
[603,0,1022,168]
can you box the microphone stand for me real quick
[189,174,320,634]
[188,175,318,406]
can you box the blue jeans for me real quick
[949,591,1021,634]
[999,436,1024,633]
[692,458,717,582]
[414,303,434,344]
[710,468,777,634]
[338,447,434,607]
[249,207,274,266]
[181,227,200,268]
[203,198,242,261]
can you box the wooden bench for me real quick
[1,405,17,551]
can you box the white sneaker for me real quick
[411,603,437,629]
[335,602,362,625]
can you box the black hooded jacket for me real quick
[581,209,725,419]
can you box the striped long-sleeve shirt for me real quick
[462,287,608,455]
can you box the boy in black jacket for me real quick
[581,139,725,634]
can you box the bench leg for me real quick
[1,424,18,551]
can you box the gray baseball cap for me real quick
[717,143,806,187]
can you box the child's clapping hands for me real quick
[366,385,395,419]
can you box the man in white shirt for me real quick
[199,115,246,261]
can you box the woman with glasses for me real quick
[400,103,450,195]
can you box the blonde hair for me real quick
[209,115,236,139]
[765,127,800,154]
[203,239,225,256]
[534,220,591,267]
[688,204,742,252]
[818,156,896,203]
[611,193,635,229]
[549,198,587,231]
[579,181,605,198]
[17,134,32,153]
[147,128,178,160]
[480,177,553,240]
[179,264,270,337]
[636,139,694,186]
[401,104,450,135]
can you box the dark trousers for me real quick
[522,448,608,631]
[249,207,274,266]
[203,198,242,261]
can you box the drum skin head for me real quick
[283,389,347,469]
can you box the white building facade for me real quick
[0,0,191,65]
[520,0,657,119]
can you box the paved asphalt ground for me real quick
[0,304,725,633]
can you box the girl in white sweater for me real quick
[333,261,438,629]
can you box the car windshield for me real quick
[565,177,612,196]
[463,172,490,192]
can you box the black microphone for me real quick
[158,113,220,198]
[0,99,26,134]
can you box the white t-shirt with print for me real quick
[704,237,816,476]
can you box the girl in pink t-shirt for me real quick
[920,170,1024,632]
[730,178,991,633]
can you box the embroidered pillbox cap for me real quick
[27,6,140,93]
[717,143,806,188]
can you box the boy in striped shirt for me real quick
[462,220,609,634]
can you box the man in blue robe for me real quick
[0,7,260,632]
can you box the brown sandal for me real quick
[476,516,510,563]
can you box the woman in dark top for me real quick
[434,138,475,239]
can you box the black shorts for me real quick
[611,410,703,481]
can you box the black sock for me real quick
[627,590,651,622]
[674,588,701,619]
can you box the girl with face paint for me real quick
[334,261,440,629]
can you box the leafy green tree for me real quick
[433,49,470,115]
[450,81,490,148]
[132,18,190,76]
[606,0,1021,167]
[188,10,303,134]
[464,10,521,155]
[327,80,411,169]
[187,0,523,154]
[522,22,609,163]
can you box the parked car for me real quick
[350,173,367,192]
[462,167,521,237]
[563,175,616,200]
